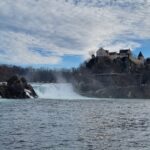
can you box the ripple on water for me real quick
[0,99,150,150]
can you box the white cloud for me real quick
[0,0,150,65]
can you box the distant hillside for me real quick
[0,65,55,82]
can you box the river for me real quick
[0,83,150,150]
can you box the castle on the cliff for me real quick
[96,48,145,65]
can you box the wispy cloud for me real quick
[0,0,150,65]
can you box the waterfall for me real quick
[32,83,85,99]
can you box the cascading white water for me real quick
[32,83,85,99]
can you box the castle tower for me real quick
[138,51,144,59]
[138,51,144,64]
[96,48,108,57]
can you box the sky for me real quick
[0,0,150,68]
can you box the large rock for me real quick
[0,76,38,99]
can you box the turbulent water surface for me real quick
[1,84,150,150]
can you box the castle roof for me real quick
[138,51,144,58]
[120,49,131,54]
[97,48,108,52]
[109,52,117,55]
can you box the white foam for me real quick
[24,89,34,99]
[32,83,87,100]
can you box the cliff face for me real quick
[72,56,150,98]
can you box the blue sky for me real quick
[133,40,150,57]
[21,55,83,69]
[0,0,150,68]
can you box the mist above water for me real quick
[32,83,86,100]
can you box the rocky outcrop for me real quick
[70,52,150,98]
[0,76,37,99]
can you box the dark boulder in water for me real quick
[0,75,37,99]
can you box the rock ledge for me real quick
[0,76,37,99]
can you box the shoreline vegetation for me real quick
[0,48,150,98]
